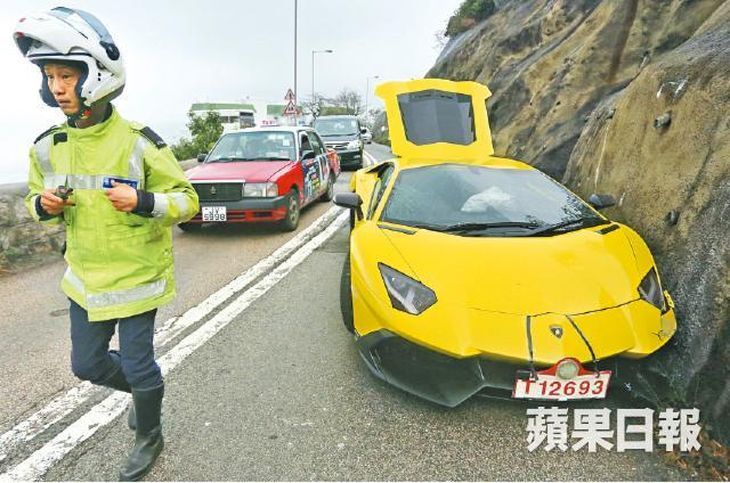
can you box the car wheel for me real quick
[280,189,300,232]
[340,255,355,334]
[178,222,202,232]
[320,173,335,202]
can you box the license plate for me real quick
[513,371,611,401]
[202,206,226,222]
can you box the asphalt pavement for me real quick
[43,215,683,481]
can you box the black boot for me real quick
[119,384,165,481]
[96,354,136,431]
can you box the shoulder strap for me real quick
[34,125,60,144]
[132,123,167,149]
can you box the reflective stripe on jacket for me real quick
[25,107,199,321]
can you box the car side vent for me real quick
[378,223,416,235]
[595,224,620,235]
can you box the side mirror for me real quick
[333,192,364,220]
[301,150,316,161]
[588,193,616,210]
[197,153,207,163]
[360,128,367,135]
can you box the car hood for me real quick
[381,224,641,315]
[186,161,291,182]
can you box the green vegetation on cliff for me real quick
[446,0,496,37]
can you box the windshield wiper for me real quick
[207,156,239,162]
[525,217,610,236]
[439,221,541,232]
[258,156,291,161]
[401,221,539,233]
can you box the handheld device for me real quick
[54,185,74,200]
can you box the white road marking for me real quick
[363,150,379,167]
[0,206,344,464]
[2,210,349,481]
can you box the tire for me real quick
[320,173,335,202]
[340,255,355,333]
[280,189,300,232]
[178,222,202,232]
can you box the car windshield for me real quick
[206,131,296,162]
[380,164,604,236]
[314,118,359,136]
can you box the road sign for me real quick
[285,89,295,101]
[283,100,298,116]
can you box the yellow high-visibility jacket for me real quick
[25,107,199,321]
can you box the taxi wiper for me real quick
[207,156,247,162]
[525,217,610,236]
[259,156,292,161]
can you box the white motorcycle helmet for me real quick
[13,6,125,118]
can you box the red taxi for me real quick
[181,127,340,232]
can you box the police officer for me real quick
[14,7,199,481]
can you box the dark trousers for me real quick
[69,299,163,390]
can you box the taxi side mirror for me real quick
[301,150,316,161]
[197,153,207,163]
[588,193,616,210]
[334,192,364,220]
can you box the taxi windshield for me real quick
[380,164,603,236]
[313,118,359,137]
[207,131,296,162]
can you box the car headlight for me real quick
[347,139,361,150]
[638,267,665,311]
[378,263,437,315]
[243,182,278,198]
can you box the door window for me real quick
[309,132,324,156]
[367,164,395,219]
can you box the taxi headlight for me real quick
[243,182,278,198]
[378,263,436,315]
[556,359,580,380]
[347,139,361,150]
[638,267,665,311]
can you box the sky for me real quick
[0,0,461,184]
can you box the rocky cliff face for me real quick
[429,0,729,444]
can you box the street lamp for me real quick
[293,0,298,124]
[312,49,333,113]
[364,75,380,121]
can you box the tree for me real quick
[187,111,224,152]
[302,93,327,119]
[321,106,350,116]
[171,111,223,160]
[331,88,363,115]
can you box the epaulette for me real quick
[34,125,60,144]
[132,124,167,149]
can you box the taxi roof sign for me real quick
[375,78,494,160]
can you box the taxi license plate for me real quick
[202,206,226,222]
[512,371,611,401]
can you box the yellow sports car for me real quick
[334,79,676,406]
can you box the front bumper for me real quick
[356,329,651,407]
[188,196,288,224]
